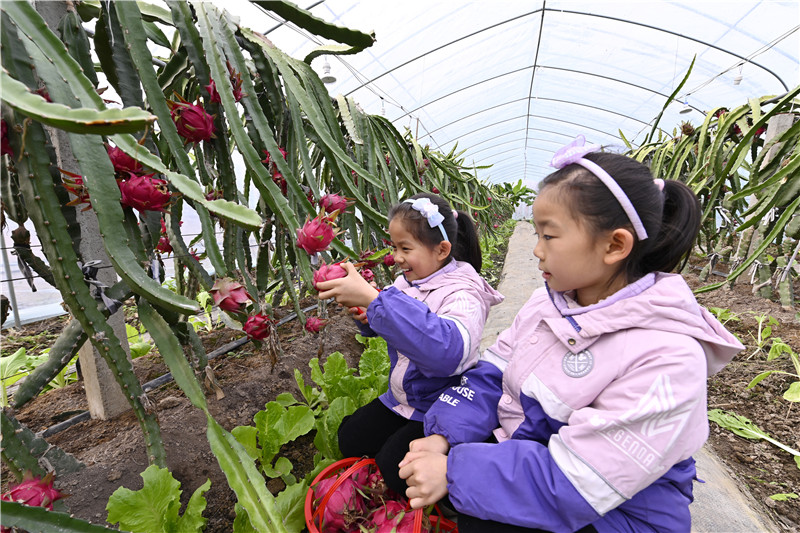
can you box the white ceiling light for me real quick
[679,98,692,114]
[321,58,336,84]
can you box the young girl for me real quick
[316,192,504,494]
[398,137,744,533]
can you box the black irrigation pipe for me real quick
[38,302,322,438]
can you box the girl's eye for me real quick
[543,235,553,240]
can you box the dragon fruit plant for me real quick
[319,193,352,215]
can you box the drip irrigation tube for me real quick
[37,303,321,438]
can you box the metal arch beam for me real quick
[468,136,565,158]
[386,62,707,125]
[344,8,545,97]
[441,113,620,149]
[548,8,789,91]
[419,95,660,142]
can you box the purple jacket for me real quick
[361,259,504,421]
[424,273,743,532]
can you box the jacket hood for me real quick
[548,272,743,376]
[397,259,505,308]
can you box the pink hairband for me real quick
[550,135,649,241]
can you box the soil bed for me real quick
[2,254,799,532]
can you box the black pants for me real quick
[458,513,598,533]
[337,398,425,495]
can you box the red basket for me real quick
[304,457,457,533]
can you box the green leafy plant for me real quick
[1,348,30,407]
[707,306,741,327]
[188,290,216,332]
[746,312,780,359]
[233,335,390,484]
[125,323,153,359]
[769,493,798,501]
[747,342,800,403]
[106,464,211,533]
[708,409,800,469]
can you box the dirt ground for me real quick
[2,261,799,532]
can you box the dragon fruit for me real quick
[313,262,347,290]
[382,254,395,267]
[319,193,351,215]
[205,63,244,104]
[370,501,415,533]
[119,173,172,212]
[106,144,143,175]
[314,476,366,532]
[1,472,66,511]
[244,313,273,340]
[209,278,252,313]
[360,268,375,283]
[304,316,329,333]
[167,96,216,144]
[296,214,337,254]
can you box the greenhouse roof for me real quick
[223,1,799,188]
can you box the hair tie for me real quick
[551,135,648,240]
[404,198,449,241]
[453,210,458,219]
[653,178,665,191]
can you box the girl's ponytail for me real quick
[639,179,701,274]
[453,211,482,273]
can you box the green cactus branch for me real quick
[0,501,124,533]
[0,70,155,134]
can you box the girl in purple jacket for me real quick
[317,192,504,494]
[398,137,743,533]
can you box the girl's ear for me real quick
[436,240,452,261]
[603,228,634,265]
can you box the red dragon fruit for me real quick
[205,79,221,104]
[304,316,329,333]
[319,193,351,215]
[360,268,375,283]
[244,313,273,340]
[314,476,366,532]
[383,253,395,267]
[106,144,143,175]
[167,96,216,144]
[313,262,347,290]
[119,173,172,212]
[1,472,66,511]
[370,501,415,533]
[296,214,337,254]
[209,278,252,313]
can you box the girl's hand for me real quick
[316,263,380,308]
[408,434,450,455]
[398,451,449,509]
[349,306,368,324]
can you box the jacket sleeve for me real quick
[366,286,468,377]
[424,360,503,444]
[446,439,601,531]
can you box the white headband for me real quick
[404,198,449,241]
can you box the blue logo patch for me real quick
[562,350,593,378]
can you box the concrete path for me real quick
[481,221,776,533]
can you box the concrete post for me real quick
[35,0,131,419]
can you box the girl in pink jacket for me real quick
[318,193,503,494]
[399,137,743,533]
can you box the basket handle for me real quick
[312,457,376,526]
[412,507,424,532]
